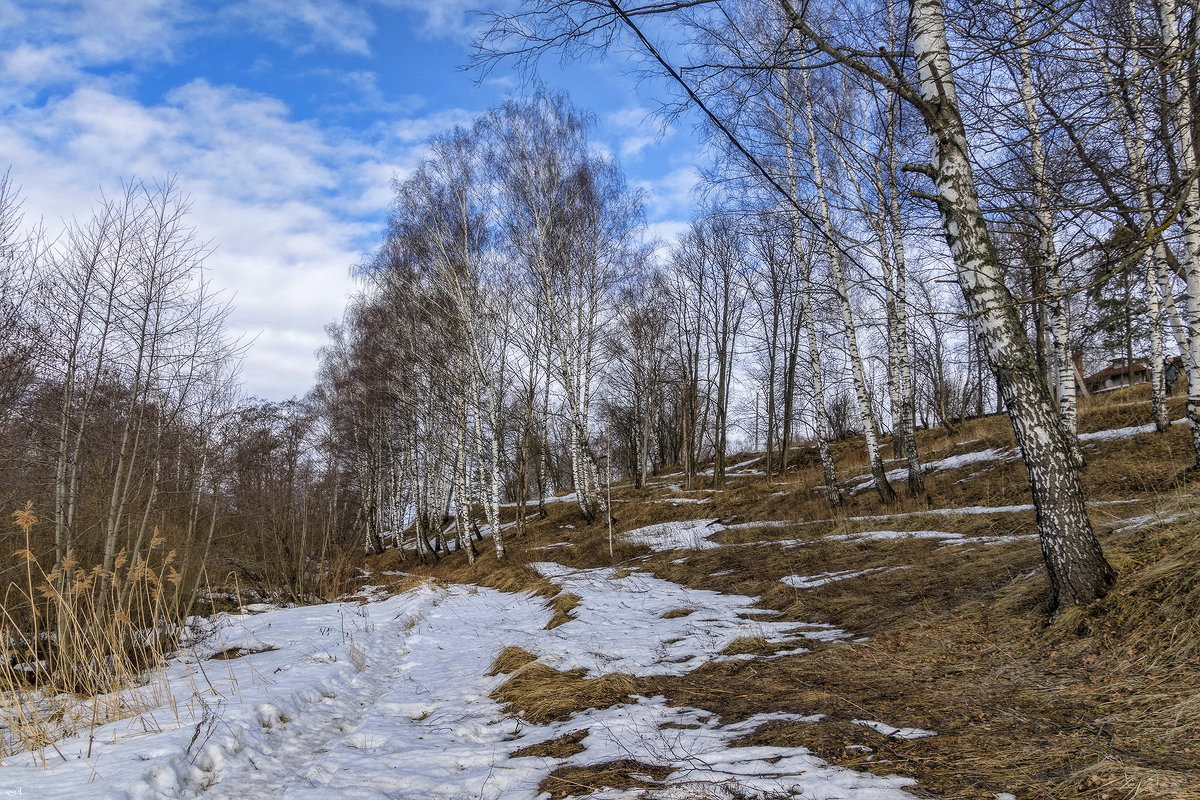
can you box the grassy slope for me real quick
[366,384,1200,800]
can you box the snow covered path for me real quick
[2,568,925,800]
[170,585,554,800]
[1,585,555,800]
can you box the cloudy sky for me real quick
[0,0,700,399]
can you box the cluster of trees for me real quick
[464,0,1200,613]
[0,178,355,605]
[316,96,643,564]
[6,0,1195,621]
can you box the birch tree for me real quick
[476,0,1116,611]
[487,93,642,523]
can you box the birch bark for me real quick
[1154,0,1200,460]
[1012,4,1080,465]
[910,0,1113,610]
[799,68,896,502]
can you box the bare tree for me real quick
[475,0,1115,611]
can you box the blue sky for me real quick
[0,0,700,399]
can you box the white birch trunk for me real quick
[911,0,1113,611]
[798,70,895,502]
[1156,0,1200,464]
[798,251,844,506]
[451,405,477,565]
[1014,2,1081,464]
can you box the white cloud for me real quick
[606,106,653,130]
[0,79,421,399]
[3,44,77,86]
[636,165,701,221]
[645,219,689,246]
[390,108,478,143]
[222,0,377,55]
[604,106,673,161]
[394,0,514,42]
[219,0,511,55]
[620,135,657,159]
[309,69,427,117]
[0,0,184,93]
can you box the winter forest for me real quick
[3,0,1200,798]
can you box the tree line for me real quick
[0,178,359,614]
[324,0,1198,616]
[2,0,1195,626]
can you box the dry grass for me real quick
[0,504,186,761]
[545,593,581,629]
[364,383,1200,800]
[510,729,589,759]
[487,645,539,676]
[491,660,640,725]
[208,644,278,661]
[540,760,672,800]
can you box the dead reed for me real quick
[0,504,186,760]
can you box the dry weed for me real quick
[0,505,186,761]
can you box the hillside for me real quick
[4,385,1199,800]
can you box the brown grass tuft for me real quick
[510,729,588,759]
[540,760,672,800]
[545,593,581,629]
[488,645,539,676]
[492,661,639,724]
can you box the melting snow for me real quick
[1078,417,1187,441]
[781,568,899,588]
[523,698,918,799]
[828,530,965,543]
[1110,512,1185,533]
[850,418,1188,493]
[849,448,1016,493]
[852,719,938,740]
[624,519,725,550]
[528,562,850,675]
[1,561,927,800]
[622,519,792,551]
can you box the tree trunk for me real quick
[795,222,843,506]
[799,69,895,503]
[912,0,1114,612]
[1155,0,1200,462]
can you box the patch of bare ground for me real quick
[660,607,695,619]
[488,652,640,725]
[365,384,1200,800]
[540,760,672,800]
[511,729,589,759]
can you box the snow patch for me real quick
[1078,417,1186,441]
[828,530,964,543]
[781,567,900,589]
[1109,512,1185,533]
[852,719,938,740]
[4,557,931,800]
[529,562,851,676]
[622,519,792,551]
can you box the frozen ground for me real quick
[849,418,1188,494]
[0,561,925,800]
[622,519,793,552]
